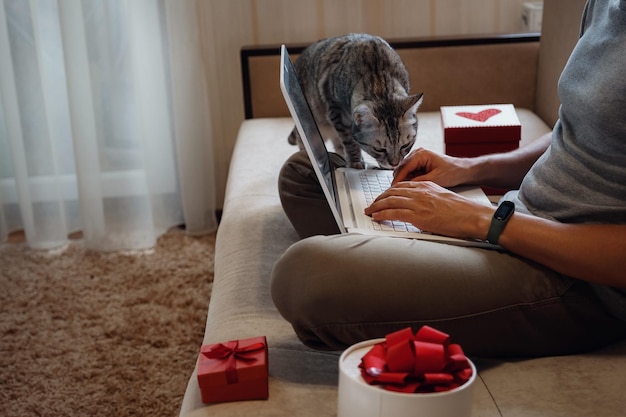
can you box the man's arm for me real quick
[479,210,626,287]
[464,132,552,189]
[366,181,626,287]
[461,132,626,285]
[394,133,552,189]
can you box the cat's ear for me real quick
[353,103,379,127]
[403,93,423,116]
[401,93,423,124]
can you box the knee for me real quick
[271,237,321,311]
[278,150,312,189]
[270,236,338,325]
[278,150,346,194]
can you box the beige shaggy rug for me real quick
[0,227,216,417]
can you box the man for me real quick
[271,0,626,356]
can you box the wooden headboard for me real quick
[240,34,540,119]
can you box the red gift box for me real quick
[441,104,521,158]
[197,336,269,403]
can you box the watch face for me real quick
[494,201,515,220]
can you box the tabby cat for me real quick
[288,33,423,169]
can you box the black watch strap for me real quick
[486,201,515,245]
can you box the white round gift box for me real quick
[338,339,477,417]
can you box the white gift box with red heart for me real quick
[440,104,521,158]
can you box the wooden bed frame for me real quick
[240,33,540,120]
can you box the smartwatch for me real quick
[486,200,515,245]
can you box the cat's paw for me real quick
[364,161,383,170]
[288,129,301,146]
[349,161,366,169]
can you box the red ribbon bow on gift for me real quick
[202,340,265,384]
[359,326,472,393]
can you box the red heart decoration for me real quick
[455,108,501,122]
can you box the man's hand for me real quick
[392,148,471,187]
[364,181,493,240]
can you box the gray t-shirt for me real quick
[504,0,626,319]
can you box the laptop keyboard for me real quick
[359,172,421,233]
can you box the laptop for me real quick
[279,45,497,248]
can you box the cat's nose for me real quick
[387,156,402,168]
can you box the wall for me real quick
[196,0,538,208]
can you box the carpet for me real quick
[0,227,216,417]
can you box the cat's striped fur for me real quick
[288,33,423,169]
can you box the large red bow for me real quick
[202,340,265,384]
[359,326,472,393]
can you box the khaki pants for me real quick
[271,151,626,356]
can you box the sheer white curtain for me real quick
[0,0,216,251]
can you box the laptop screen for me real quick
[279,45,338,209]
